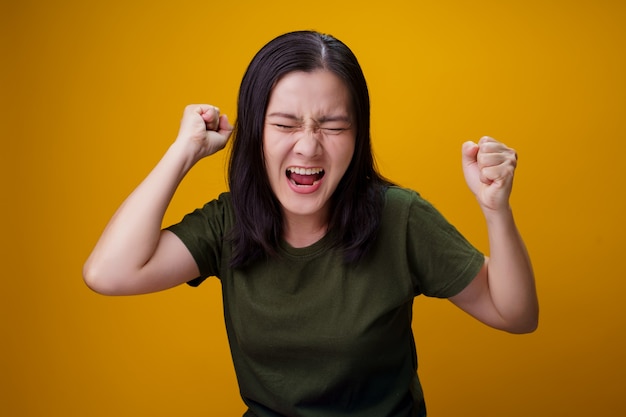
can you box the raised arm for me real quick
[449,136,539,334]
[83,105,233,295]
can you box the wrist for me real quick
[482,204,515,228]
[165,139,201,176]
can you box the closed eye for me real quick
[274,124,298,131]
[321,127,348,134]
[267,120,351,135]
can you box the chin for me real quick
[280,195,330,218]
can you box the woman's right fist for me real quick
[176,104,233,159]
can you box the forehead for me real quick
[267,70,353,117]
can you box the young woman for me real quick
[84,30,538,417]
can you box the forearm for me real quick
[483,206,538,332]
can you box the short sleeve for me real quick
[165,193,233,285]
[404,191,484,298]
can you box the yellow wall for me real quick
[2,0,625,415]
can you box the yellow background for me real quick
[2,0,625,415]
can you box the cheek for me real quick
[262,145,286,184]
[339,140,356,170]
[262,137,276,167]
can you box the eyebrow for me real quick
[266,112,352,123]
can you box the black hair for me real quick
[228,30,391,268]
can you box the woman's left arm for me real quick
[449,136,539,334]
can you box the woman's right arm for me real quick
[83,104,233,296]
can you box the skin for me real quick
[450,137,538,333]
[83,104,231,296]
[263,70,356,247]
[83,71,537,334]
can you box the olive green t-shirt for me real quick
[167,186,484,417]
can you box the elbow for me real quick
[507,320,538,334]
[504,310,539,334]
[82,262,107,295]
[82,261,121,296]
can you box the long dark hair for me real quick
[228,30,390,268]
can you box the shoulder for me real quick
[197,192,234,216]
[382,186,458,236]
[168,192,234,234]
[215,191,233,206]
[384,186,418,206]
[379,186,428,236]
[383,186,433,215]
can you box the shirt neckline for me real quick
[278,231,335,259]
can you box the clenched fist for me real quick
[462,136,518,212]
[176,104,234,161]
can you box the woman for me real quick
[84,30,538,416]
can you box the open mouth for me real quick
[286,167,325,186]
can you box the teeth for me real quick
[287,167,323,175]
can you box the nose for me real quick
[293,125,322,157]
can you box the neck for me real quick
[282,212,329,248]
